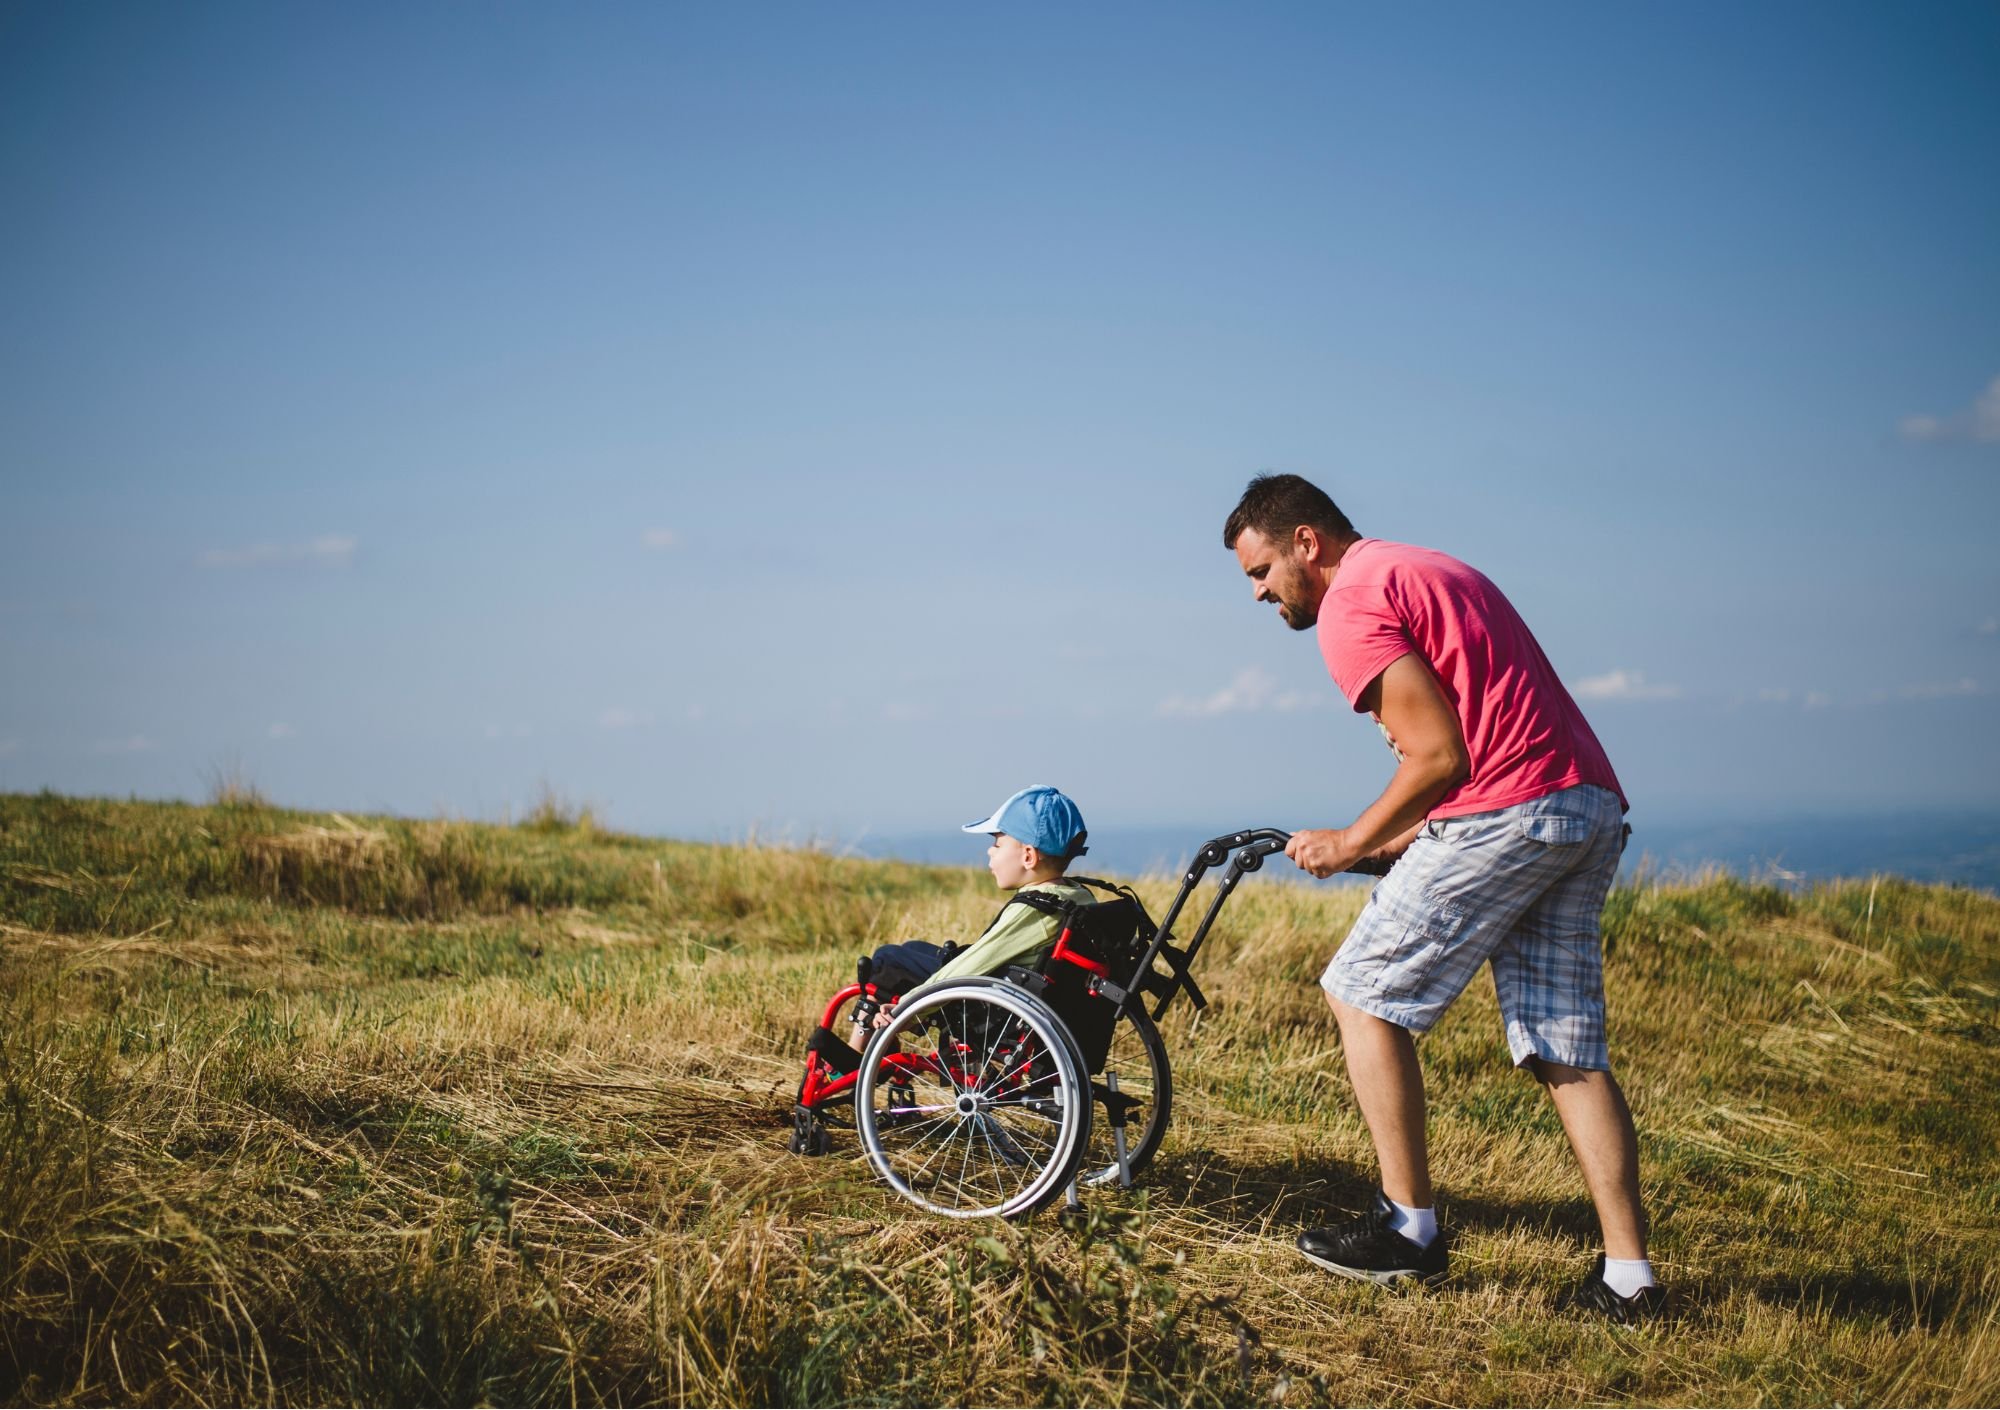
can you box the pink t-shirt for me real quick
[1316,539,1626,819]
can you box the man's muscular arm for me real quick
[1285,653,1470,879]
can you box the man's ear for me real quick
[1293,524,1321,562]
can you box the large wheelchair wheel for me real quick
[1080,1003,1172,1188]
[856,978,1092,1219]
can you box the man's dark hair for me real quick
[1222,473,1356,549]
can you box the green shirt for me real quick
[904,878,1096,1001]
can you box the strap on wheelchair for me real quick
[993,876,1146,925]
[808,1025,863,1077]
[975,889,1059,938]
[1066,875,1147,907]
[1011,880,1209,1013]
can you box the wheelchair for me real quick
[787,828,1298,1219]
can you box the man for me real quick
[1222,472,1661,1321]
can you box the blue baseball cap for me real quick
[961,785,1089,859]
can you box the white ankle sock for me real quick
[1602,1257,1655,1297]
[1387,1199,1437,1248]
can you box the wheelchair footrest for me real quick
[808,1025,863,1076]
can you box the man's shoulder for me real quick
[1331,541,1506,622]
[1340,538,1479,585]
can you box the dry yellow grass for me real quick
[3,792,1997,1405]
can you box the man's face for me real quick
[1233,527,1318,631]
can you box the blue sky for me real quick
[3,1,1996,851]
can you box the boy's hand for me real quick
[871,1004,897,1029]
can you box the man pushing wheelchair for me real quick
[1224,472,1661,1322]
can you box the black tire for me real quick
[855,978,1091,1219]
[1080,1003,1172,1187]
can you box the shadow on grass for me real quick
[1747,1267,1971,1332]
[1143,1147,1375,1226]
[1148,1147,1603,1246]
[1148,1152,1977,1333]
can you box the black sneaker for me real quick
[1296,1190,1448,1287]
[1570,1254,1665,1323]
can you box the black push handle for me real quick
[1184,827,1291,876]
[1129,825,1400,1022]
[1232,833,1290,870]
[1199,827,1393,876]
[1128,827,1293,1023]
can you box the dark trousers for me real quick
[868,939,952,999]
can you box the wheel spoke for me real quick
[859,982,1088,1217]
[904,1115,964,1187]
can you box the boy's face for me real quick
[985,832,1034,889]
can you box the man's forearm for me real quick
[1285,752,1464,878]
[1285,654,1471,879]
[1369,819,1427,864]
[1344,753,1461,859]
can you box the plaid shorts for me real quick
[1320,785,1626,1070]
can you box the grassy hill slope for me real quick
[3,792,1997,1406]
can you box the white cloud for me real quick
[1755,688,1790,704]
[1573,669,1681,702]
[1899,374,2000,445]
[1159,666,1317,718]
[267,722,295,739]
[200,534,357,568]
[1804,692,1832,709]
[0,737,19,756]
[598,706,653,729]
[92,735,154,754]
[1978,617,1998,636]
[1568,664,1680,700]
[641,528,680,550]
[1898,677,1982,700]
[883,701,932,724]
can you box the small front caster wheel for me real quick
[787,1108,832,1157]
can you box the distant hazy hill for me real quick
[860,810,2000,894]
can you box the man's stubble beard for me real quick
[1279,577,1318,630]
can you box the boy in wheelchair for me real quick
[793,784,1184,1205]
[856,784,1094,1030]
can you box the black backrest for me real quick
[1032,892,1155,1073]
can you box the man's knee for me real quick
[1325,990,1368,1029]
[1528,1055,1614,1090]
[1325,991,1415,1046]
[1528,1054,1575,1087]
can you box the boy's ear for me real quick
[1019,843,1044,871]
